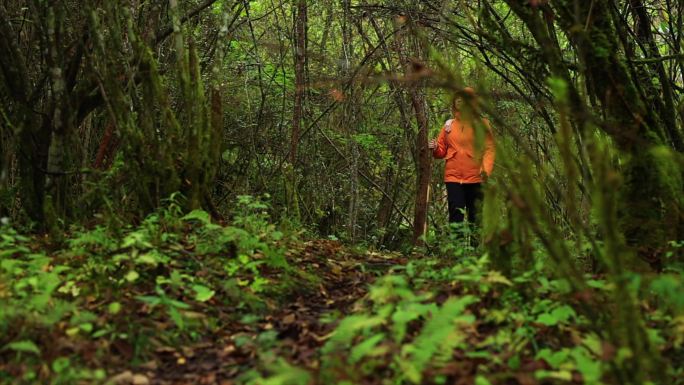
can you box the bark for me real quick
[394,15,432,246]
[499,1,678,382]
[0,5,47,223]
[17,120,50,224]
[627,0,684,151]
[367,14,412,239]
[341,0,359,242]
[94,123,116,170]
[289,0,307,165]
[376,167,395,230]
[0,0,227,224]
[504,0,681,261]
[410,86,431,246]
[45,4,69,216]
[205,86,224,220]
[286,0,307,221]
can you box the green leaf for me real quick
[169,269,184,287]
[571,347,602,383]
[402,295,478,383]
[168,299,191,309]
[79,322,93,333]
[125,270,139,282]
[586,279,607,290]
[391,303,434,342]
[108,302,122,314]
[169,306,184,330]
[182,210,211,224]
[536,348,570,369]
[136,295,162,306]
[323,314,385,353]
[536,313,558,326]
[192,284,215,302]
[5,340,40,355]
[256,357,311,385]
[0,258,22,273]
[547,76,568,103]
[552,305,575,321]
[52,357,70,373]
[535,370,573,381]
[121,231,152,248]
[536,305,576,326]
[508,354,521,370]
[349,333,386,364]
[484,270,512,286]
[137,251,160,266]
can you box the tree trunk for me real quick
[501,1,678,382]
[504,0,682,264]
[341,0,359,242]
[45,4,69,219]
[410,87,431,246]
[290,0,307,165]
[17,120,50,224]
[395,19,432,246]
[286,0,307,222]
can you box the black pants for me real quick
[446,182,482,224]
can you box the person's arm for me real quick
[481,118,495,176]
[432,126,448,159]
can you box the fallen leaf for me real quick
[138,361,158,370]
[132,374,149,385]
[108,371,133,384]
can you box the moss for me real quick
[650,146,683,201]
[650,146,683,245]
[42,194,64,244]
[619,146,682,267]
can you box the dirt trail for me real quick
[141,240,406,385]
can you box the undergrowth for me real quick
[1,196,683,384]
[0,195,309,384]
[246,241,684,385]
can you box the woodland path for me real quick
[123,240,407,385]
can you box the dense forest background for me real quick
[1,1,683,384]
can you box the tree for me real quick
[0,1,224,226]
[497,0,682,264]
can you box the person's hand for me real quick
[480,170,489,182]
[428,139,438,149]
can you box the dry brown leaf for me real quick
[282,313,296,324]
[131,374,149,385]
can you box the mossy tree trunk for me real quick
[0,1,223,225]
[504,0,682,266]
[497,1,680,382]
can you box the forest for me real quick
[0,0,683,384]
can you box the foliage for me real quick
[251,252,684,385]
[0,1,682,384]
[0,195,302,384]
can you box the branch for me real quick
[76,0,226,126]
[630,53,684,64]
[0,5,30,103]
[154,0,221,45]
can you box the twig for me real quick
[630,53,684,64]
[154,0,222,45]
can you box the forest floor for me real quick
[137,240,406,385]
[2,212,682,385]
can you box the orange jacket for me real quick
[433,114,495,183]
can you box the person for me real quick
[429,88,495,225]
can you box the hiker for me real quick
[428,87,495,225]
